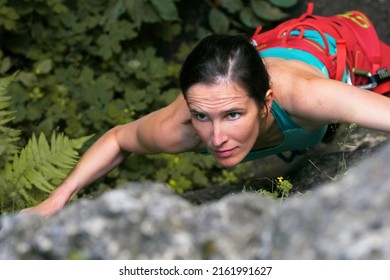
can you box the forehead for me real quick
[186,82,250,107]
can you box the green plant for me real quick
[243,175,293,202]
[0,74,92,214]
[307,123,358,182]
[337,123,357,174]
[0,74,21,168]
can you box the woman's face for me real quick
[186,82,262,167]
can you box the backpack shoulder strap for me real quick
[251,3,345,81]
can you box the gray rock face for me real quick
[1,136,390,259]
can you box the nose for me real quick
[211,123,228,147]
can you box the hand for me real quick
[20,191,68,218]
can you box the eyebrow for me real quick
[189,109,202,115]
[222,107,245,113]
[189,107,245,115]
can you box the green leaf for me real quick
[50,1,68,14]
[239,7,265,28]
[0,6,19,30]
[58,10,77,29]
[159,23,181,42]
[150,0,179,21]
[269,0,298,8]
[0,74,21,166]
[82,75,115,107]
[124,0,146,28]
[35,58,53,74]
[124,86,148,111]
[78,67,94,84]
[110,20,138,41]
[95,34,118,60]
[209,8,230,33]
[17,71,37,87]
[106,99,132,124]
[107,0,127,25]
[5,132,92,189]
[0,56,12,74]
[0,74,14,93]
[220,0,244,14]
[141,2,160,23]
[250,0,289,21]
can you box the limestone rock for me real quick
[1,139,390,259]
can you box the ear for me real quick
[261,89,273,117]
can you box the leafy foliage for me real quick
[0,75,92,213]
[0,73,21,167]
[205,0,297,33]
[243,176,293,203]
[0,0,298,202]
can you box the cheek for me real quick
[236,124,255,141]
[236,117,259,141]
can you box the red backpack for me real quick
[251,2,390,94]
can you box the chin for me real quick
[215,157,242,168]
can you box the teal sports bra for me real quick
[241,100,327,162]
[260,29,349,82]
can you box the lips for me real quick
[213,147,236,158]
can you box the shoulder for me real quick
[116,94,204,154]
[264,59,336,129]
[265,59,327,101]
[264,58,327,84]
[154,94,204,153]
[265,58,327,104]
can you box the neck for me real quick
[252,111,283,150]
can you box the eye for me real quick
[227,112,241,120]
[195,113,208,121]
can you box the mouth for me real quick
[213,147,237,158]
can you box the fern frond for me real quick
[1,132,92,212]
[4,132,93,191]
[0,74,21,167]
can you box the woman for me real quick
[22,9,390,217]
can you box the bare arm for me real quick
[285,76,390,132]
[21,94,201,217]
[268,60,390,132]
